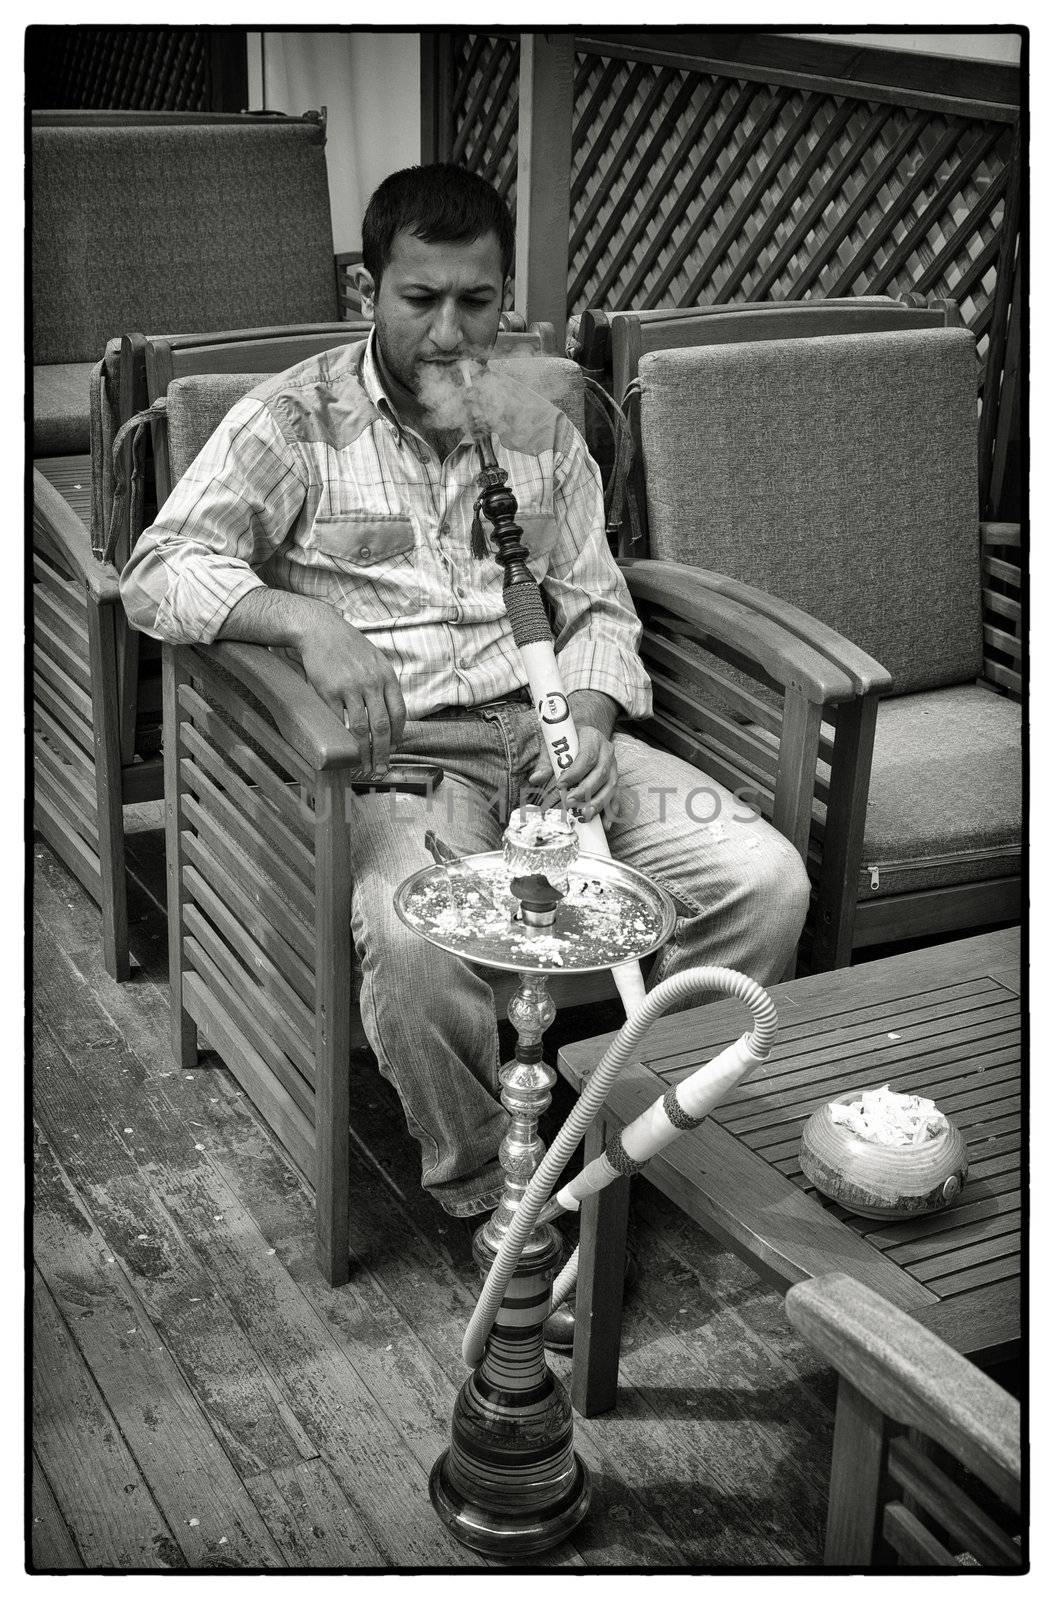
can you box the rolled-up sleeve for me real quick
[119,397,307,643]
[543,419,652,720]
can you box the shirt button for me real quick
[359,545,371,558]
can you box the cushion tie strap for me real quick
[102,396,168,568]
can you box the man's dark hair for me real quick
[362,164,515,287]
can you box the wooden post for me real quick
[86,593,130,982]
[514,32,574,348]
[419,31,452,164]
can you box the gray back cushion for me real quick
[639,327,982,694]
[166,357,586,487]
[33,122,337,365]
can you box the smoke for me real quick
[416,347,566,441]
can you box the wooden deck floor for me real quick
[31,812,840,1571]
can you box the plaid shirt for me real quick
[121,333,652,723]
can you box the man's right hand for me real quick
[297,607,406,774]
[218,588,406,774]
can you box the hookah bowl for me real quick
[393,853,674,1555]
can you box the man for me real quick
[121,164,809,1225]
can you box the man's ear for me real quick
[354,265,377,321]
[502,275,513,313]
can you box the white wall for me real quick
[247,31,421,254]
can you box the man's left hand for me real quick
[527,690,621,821]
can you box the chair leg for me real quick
[313,771,352,1288]
[811,697,878,973]
[161,648,197,1068]
[86,598,130,981]
[570,1115,632,1417]
[823,1379,886,1565]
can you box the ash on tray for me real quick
[400,862,662,969]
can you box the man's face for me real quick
[359,228,507,409]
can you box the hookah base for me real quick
[429,1446,590,1556]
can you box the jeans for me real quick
[348,696,810,1216]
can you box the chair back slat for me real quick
[638,327,981,695]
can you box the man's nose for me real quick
[429,302,463,352]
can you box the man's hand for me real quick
[218,589,405,774]
[298,610,406,775]
[527,688,621,821]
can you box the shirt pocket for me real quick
[310,512,420,622]
[516,509,560,582]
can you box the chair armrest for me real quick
[193,641,362,772]
[620,558,890,704]
[191,641,442,793]
[33,468,121,603]
[786,1274,1020,1511]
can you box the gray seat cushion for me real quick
[34,361,95,454]
[858,684,1021,899]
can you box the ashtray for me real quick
[799,1096,969,1221]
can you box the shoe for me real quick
[543,1251,638,1353]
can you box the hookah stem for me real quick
[469,408,646,1015]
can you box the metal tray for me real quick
[393,849,676,974]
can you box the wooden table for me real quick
[557,928,1021,1416]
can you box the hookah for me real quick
[393,361,781,1555]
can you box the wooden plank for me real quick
[34,793,102,903]
[31,900,485,1569]
[244,1459,387,1568]
[35,581,90,653]
[884,1501,957,1566]
[32,1270,184,1569]
[852,877,1021,947]
[182,970,316,1182]
[180,764,315,927]
[182,823,315,978]
[514,32,575,343]
[33,640,94,726]
[33,756,99,856]
[34,612,93,695]
[184,866,315,1054]
[181,723,315,887]
[183,926,316,1117]
[33,550,89,615]
[912,1280,1019,1364]
[34,669,96,758]
[30,1453,83,1571]
[32,1128,289,1566]
[183,839,314,1006]
[188,651,316,790]
[887,1435,1020,1567]
[179,686,313,841]
[887,1208,1020,1269]
[571,30,1020,121]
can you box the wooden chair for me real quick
[572,294,961,408]
[154,357,885,1283]
[626,327,1021,969]
[32,312,555,984]
[786,1274,1021,1568]
[31,109,346,979]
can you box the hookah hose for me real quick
[462,965,778,1367]
[462,363,646,1014]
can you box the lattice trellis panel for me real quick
[27,27,214,111]
[568,52,1015,371]
[448,33,520,215]
[442,35,1017,406]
